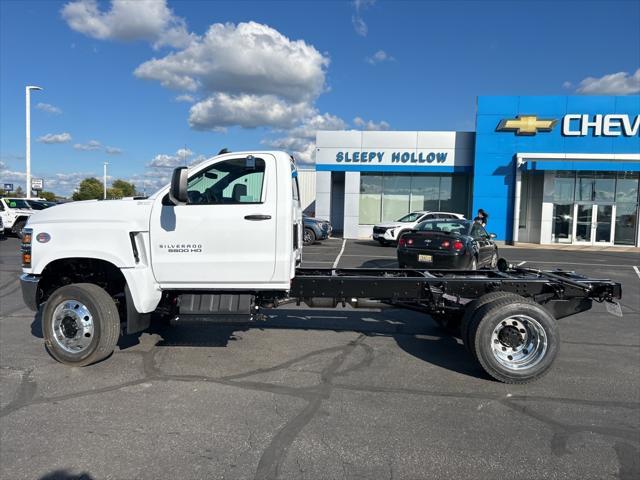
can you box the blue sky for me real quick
[1,0,639,196]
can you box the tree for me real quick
[107,187,124,199]
[39,191,56,201]
[13,186,25,198]
[112,179,136,197]
[72,178,103,201]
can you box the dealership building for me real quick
[314,95,640,246]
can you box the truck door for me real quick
[149,155,277,286]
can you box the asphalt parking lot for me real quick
[1,235,639,480]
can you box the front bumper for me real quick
[20,273,40,311]
[397,249,472,269]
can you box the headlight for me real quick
[21,228,33,268]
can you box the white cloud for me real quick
[352,0,375,36]
[61,0,192,48]
[38,132,72,144]
[353,116,390,130]
[562,81,573,90]
[105,146,123,155]
[36,102,62,114]
[366,50,394,65]
[264,113,348,164]
[189,93,314,130]
[147,147,195,168]
[575,68,640,95]
[0,161,99,197]
[175,94,196,103]
[135,21,328,103]
[74,139,102,151]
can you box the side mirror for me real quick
[489,233,497,239]
[169,167,188,205]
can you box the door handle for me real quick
[244,214,271,221]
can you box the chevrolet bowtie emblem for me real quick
[496,115,557,135]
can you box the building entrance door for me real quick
[573,204,614,245]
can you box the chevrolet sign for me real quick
[496,115,557,135]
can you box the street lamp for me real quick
[103,161,109,199]
[25,85,43,199]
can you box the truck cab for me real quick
[20,151,303,366]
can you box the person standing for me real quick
[474,208,488,227]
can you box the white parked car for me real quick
[0,197,34,238]
[372,211,466,245]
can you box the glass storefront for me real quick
[551,171,639,246]
[359,173,470,224]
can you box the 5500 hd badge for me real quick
[159,244,203,253]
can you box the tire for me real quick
[469,296,559,384]
[461,292,524,356]
[303,227,316,246]
[489,250,498,269]
[469,256,478,270]
[42,283,121,366]
[12,220,26,239]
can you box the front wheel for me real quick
[489,251,498,269]
[42,283,121,366]
[303,228,316,246]
[469,296,559,383]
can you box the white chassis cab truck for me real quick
[19,151,622,383]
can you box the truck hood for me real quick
[26,198,153,231]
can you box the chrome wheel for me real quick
[51,299,95,354]
[490,252,498,268]
[490,315,547,370]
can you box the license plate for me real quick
[418,254,432,263]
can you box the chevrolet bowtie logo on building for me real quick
[496,115,557,135]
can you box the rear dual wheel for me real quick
[462,293,559,384]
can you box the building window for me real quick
[359,175,383,225]
[381,174,411,221]
[359,172,470,224]
[553,172,575,203]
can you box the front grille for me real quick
[373,226,388,234]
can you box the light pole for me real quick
[25,85,43,199]
[103,161,109,199]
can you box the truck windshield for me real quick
[5,199,31,209]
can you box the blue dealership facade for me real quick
[315,95,640,246]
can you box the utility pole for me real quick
[25,85,43,199]
[103,161,108,199]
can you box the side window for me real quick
[0,202,4,211]
[186,158,265,205]
[471,224,488,239]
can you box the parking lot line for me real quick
[333,239,347,268]
[633,266,640,280]
[510,260,636,268]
